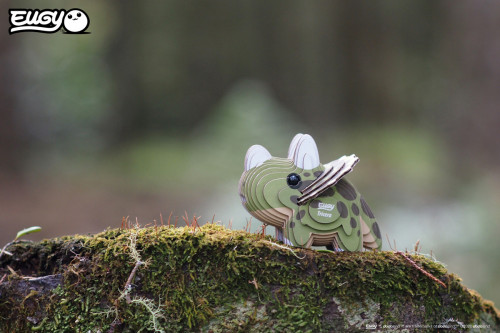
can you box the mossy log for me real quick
[0,224,498,332]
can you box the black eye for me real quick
[68,14,72,19]
[77,12,81,17]
[287,173,302,189]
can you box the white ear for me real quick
[244,145,272,171]
[287,133,304,159]
[293,134,320,169]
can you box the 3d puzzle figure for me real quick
[239,134,382,251]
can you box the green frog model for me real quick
[238,134,382,251]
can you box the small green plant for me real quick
[0,226,42,259]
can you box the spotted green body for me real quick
[239,134,382,251]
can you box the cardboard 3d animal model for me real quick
[239,134,382,251]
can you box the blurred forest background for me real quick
[1,1,499,305]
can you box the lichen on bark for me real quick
[0,224,498,332]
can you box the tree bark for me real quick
[1,224,498,332]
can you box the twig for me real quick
[182,211,190,227]
[0,242,14,260]
[106,226,157,332]
[123,228,147,303]
[191,215,201,231]
[124,261,144,304]
[249,277,259,290]
[259,224,267,239]
[0,240,31,260]
[7,265,17,276]
[248,277,262,302]
[245,217,252,232]
[385,233,399,251]
[264,240,306,259]
[396,251,446,288]
[414,240,421,253]
[385,234,392,250]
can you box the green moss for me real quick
[0,224,498,332]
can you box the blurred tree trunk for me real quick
[105,2,146,143]
[440,1,500,170]
[0,0,25,177]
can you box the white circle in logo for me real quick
[63,9,89,33]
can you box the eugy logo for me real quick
[316,202,334,218]
[9,8,90,34]
[318,203,334,211]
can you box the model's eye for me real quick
[286,173,302,189]
[67,14,72,19]
[77,12,81,17]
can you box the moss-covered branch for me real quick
[0,224,498,332]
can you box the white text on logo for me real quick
[318,203,334,211]
[9,9,90,34]
[317,211,332,218]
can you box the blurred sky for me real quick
[1,1,499,306]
